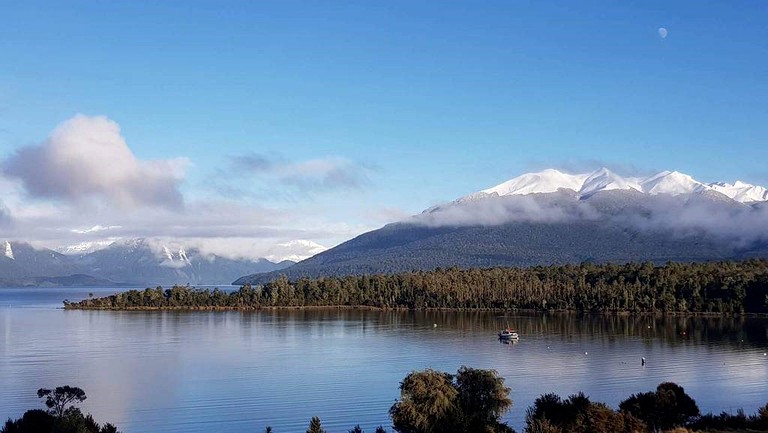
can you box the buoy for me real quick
[585,352,588,355]
[433,323,437,328]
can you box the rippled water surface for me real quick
[2,287,767,432]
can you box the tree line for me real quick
[7,371,768,433]
[66,259,768,314]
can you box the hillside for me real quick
[235,169,768,285]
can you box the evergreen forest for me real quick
[66,259,768,314]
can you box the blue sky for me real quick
[0,1,766,257]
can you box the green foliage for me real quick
[2,410,53,433]
[306,416,326,433]
[524,392,646,433]
[390,369,458,433]
[36,386,87,418]
[619,382,699,431]
[67,260,768,315]
[389,367,513,433]
[689,402,768,431]
[455,366,513,432]
[760,403,768,428]
[3,380,767,433]
[2,402,119,433]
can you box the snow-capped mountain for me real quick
[75,238,294,285]
[710,181,768,203]
[237,168,768,284]
[472,168,767,203]
[0,238,296,286]
[481,169,588,196]
[265,240,328,263]
[57,240,116,255]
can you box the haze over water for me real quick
[2,287,767,432]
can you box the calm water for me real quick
[2,287,767,432]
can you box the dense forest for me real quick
[7,372,768,433]
[66,259,768,314]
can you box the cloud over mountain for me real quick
[414,168,768,247]
[2,114,189,209]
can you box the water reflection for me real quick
[1,289,767,433]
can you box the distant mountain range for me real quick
[0,239,294,287]
[470,168,768,202]
[235,168,768,284]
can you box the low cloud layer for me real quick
[2,115,188,210]
[416,193,596,227]
[413,192,768,248]
[0,195,359,261]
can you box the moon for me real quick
[658,27,668,39]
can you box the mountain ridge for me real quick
[0,239,294,287]
[475,168,767,203]
[234,168,768,285]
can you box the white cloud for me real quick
[2,114,189,210]
[0,116,376,261]
[412,192,768,248]
[70,224,122,234]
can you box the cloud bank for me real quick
[412,192,768,248]
[2,114,188,210]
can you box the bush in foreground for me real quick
[389,366,514,433]
[2,386,118,433]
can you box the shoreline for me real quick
[61,304,768,317]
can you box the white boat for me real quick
[498,328,519,339]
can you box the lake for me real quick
[1,287,767,432]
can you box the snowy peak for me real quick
[710,181,768,203]
[580,168,641,197]
[481,169,587,196]
[57,240,115,255]
[640,171,708,196]
[265,240,327,263]
[471,168,768,203]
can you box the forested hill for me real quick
[69,259,768,314]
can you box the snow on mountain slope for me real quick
[579,168,641,197]
[640,171,709,195]
[58,240,116,255]
[471,168,768,203]
[710,181,768,203]
[265,240,327,263]
[5,241,14,260]
[481,169,588,196]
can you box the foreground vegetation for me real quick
[7,370,768,433]
[2,386,118,433]
[66,259,768,314]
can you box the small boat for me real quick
[498,328,519,340]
